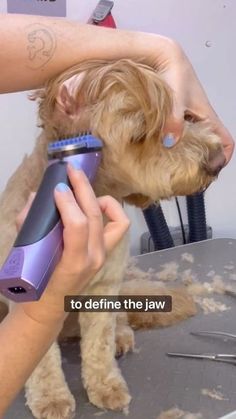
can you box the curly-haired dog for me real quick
[0,59,224,418]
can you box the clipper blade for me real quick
[47,132,103,159]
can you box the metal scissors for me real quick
[167,331,236,366]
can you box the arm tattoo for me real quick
[26,23,57,69]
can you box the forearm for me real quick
[0,13,170,93]
[0,305,65,415]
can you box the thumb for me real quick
[163,100,185,147]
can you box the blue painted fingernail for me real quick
[70,160,81,170]
[163,134,175,148]
[55,182,70,192]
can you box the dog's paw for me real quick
[87,375,131,411]
[27,392,76,419]
[115,325,135,357]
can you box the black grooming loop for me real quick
[143,192,207,251]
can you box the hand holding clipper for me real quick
[0,134,102,302]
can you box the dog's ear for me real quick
[56,74,84,117]
[124,193,153,208]
[58,85,77,116]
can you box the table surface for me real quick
[5,238,236,419]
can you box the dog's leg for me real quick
[25,342,75,419]
[79,235,131,411]
[58,311,135,357]
[79,306,131,411]
[115,311,134,357]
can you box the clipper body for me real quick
[0,134,102,302]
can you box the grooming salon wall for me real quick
[0,0,235,255]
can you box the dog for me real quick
[0,59,224,418]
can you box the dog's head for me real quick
[34,59,224,207]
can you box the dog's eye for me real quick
[184,111,201,123]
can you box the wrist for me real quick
[128,32,182,67]
[19,296,67,326]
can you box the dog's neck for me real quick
[93,168,131,203]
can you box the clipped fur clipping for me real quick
[157,407,202,419]
[201,388,228,401]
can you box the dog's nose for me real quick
[205,148,226,176]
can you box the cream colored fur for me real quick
[0,59,224,418]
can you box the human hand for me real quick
[16,164,130,324]
[149,36,234,164]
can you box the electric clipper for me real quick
[0,133,102,302]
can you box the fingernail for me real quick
[55,182,70,192]
[163,134,175,148]
[69,160,81,170]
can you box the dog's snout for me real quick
[205,148,226,176]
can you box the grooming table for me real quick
[5,239,236,419]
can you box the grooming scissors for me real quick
[167,331,236,366]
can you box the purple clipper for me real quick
[0,134,102,302]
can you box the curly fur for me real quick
[0,59,224,418]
